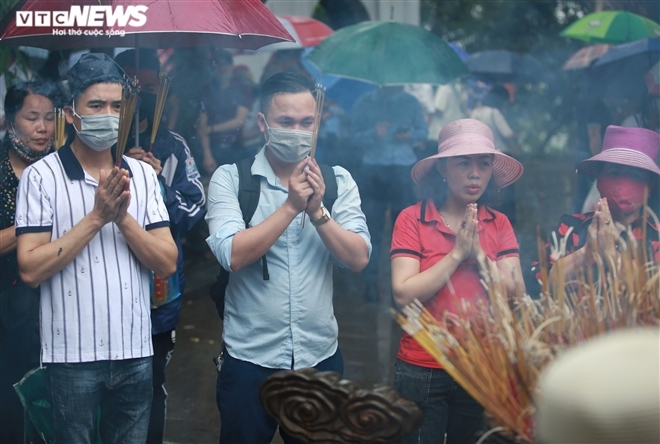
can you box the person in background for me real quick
[621,94,660,133]
[549,125,660,285]
[469,85,521,224]
[0,80,56,444]
[391,119,525,444]
[197,49,251,175]
[206,72,370,443]
[0,50,35,139]
[351,86,427,303]
[115,48,206,444]
[427,82,466,144]
[15,53,178,444]
[572,95,613,213]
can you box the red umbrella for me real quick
[258,15,333,52]
[1,0,294,49]
[277,15,333,47]
[562,44,612,70]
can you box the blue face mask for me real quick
[264,121,313,163]
[72,102,119,152]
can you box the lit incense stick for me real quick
[115,77,139,166]
[302,84,326,228]
[54,108,66,150]
[149,71,171,152]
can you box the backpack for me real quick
[209,157,338,318]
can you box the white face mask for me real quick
[264,121,313,163]
[72,102,119,152]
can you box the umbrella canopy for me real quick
[305,21,467,85]
[259,15,333,52]
[0,0,294,49]
[300,47,375,113]
[588,37,660,99]
[562,43,612,70]
[465,50,547,83]
[560,10,660,44]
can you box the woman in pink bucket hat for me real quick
[390,119,525,444]
[549,125,660,283]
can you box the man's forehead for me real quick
[79,82,123,101]
[268,91,316,116]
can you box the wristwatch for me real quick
[310,207,331,228]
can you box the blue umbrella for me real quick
[448,43,469,61]
[589,38,659,99]
[465,50,547,83]
[300,47,375,114]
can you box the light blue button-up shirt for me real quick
[206,148,371,369]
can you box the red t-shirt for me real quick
[391,199,520,368]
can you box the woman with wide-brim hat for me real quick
[390,118,525,444]
[549,125,660,283]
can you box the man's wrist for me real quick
[310,207,331,228]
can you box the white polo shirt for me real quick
[15,143,170,363]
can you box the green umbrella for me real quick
[306,21,467,85]
[560,10,660,44]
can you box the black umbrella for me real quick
[465,50,548,83]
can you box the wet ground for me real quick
[162,156,574,443]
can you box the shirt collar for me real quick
[252,146,284,189]
[57,142,132,181]
[420,198,497,234]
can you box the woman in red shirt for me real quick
[391,119,525,444]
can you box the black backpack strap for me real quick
[235,157,269,280]
[236,157,260,226]
[319,164,337,213]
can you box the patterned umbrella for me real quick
[560,10,660,44]
[562,44,612,70]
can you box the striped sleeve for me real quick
[135,159,170,230]
[391,206,422,260]
[15,165,53,234]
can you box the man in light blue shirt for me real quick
[205,72,371,444]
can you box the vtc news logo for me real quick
[16,5,148,28]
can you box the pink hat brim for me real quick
[578,148,660,178]
[411,146,524,189]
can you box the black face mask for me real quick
[138,92,157,124]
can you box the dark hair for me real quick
[4,81,58,125]
[481,85,508,109]
[415,159,501,209]
[68,53,125,102]
[259,72,316,116]
[114,48,161,73]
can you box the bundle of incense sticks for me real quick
[394,210,660,443]
[115,78,139,166]
[310,84,326,160]
[149,72,171,152]
[54,108,66,150]
[301,84,326,228]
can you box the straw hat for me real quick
[410,119,523,188]
[578,125,660,178]
[536,328,660,444]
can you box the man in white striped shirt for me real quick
[15,53,178,444]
